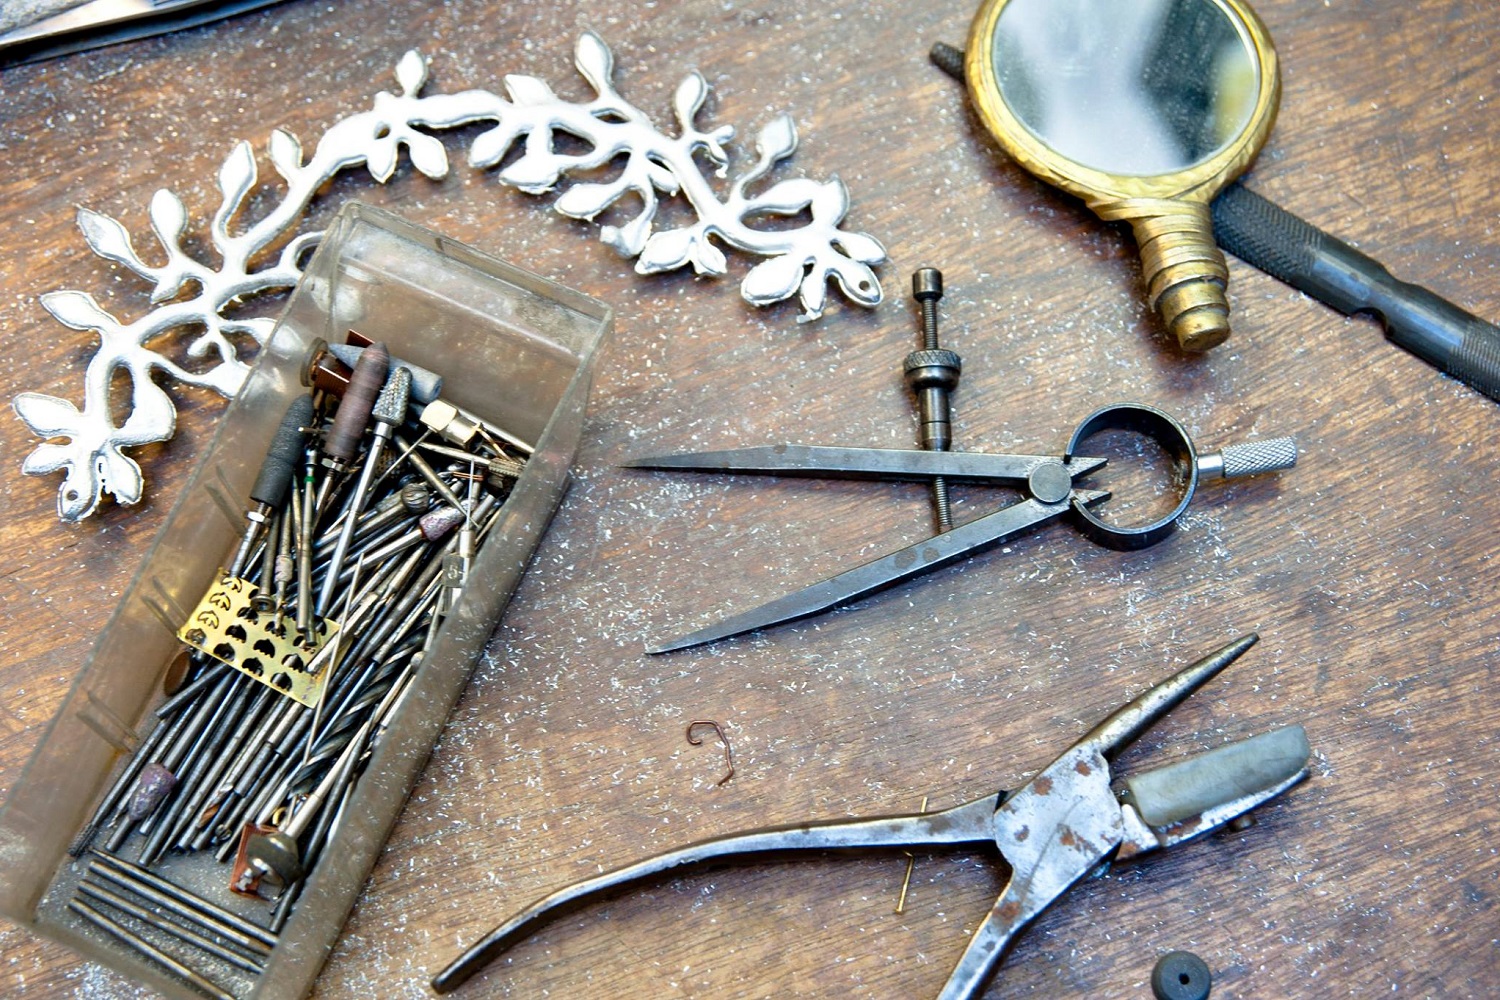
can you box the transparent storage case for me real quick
[0,202,612,998]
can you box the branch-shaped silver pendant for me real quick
[14,33,887,522]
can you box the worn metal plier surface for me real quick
[433,634,1310,998]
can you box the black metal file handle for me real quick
[1212,183,1500,403]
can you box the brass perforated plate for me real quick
[177,574,339,707]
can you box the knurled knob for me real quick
[1198,436,1298,479]
[904,349,962,392]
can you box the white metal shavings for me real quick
[13,32,888,522]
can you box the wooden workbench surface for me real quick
[1,1,1496,996]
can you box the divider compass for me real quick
[629,403,1296,653]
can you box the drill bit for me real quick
[229,396,313,578]
[318,365,410,618]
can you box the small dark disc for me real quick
[1152,951,1212,1000]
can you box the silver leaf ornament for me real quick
[14,32,886,522]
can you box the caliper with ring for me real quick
[629,402,1297,653]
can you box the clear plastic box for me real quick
[0,202,612,998]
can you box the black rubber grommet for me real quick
[1151,950,1212,1000]
[1064,403,1198,551]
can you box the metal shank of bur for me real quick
[230,395,314,578]
[75,880,265,975]
[67,899,236,1000]
[246,651,421,886]
[296,446,317,640]
[393,433,472,515]
[318,366,410,618]
[91,851,279,949]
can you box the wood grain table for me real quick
[1,1,1496,997]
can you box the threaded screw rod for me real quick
[904,268,962,532]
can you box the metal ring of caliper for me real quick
[1065,403,1198,551]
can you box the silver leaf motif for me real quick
[14,393,81,439]
[811,179,849,223]
[690,235,728,276]
[554,180,627,220]
[674,72,709,131]
[504,74,557,106]
[77,210,145,272]
[603,212,655,258]
[636,228,698,273]
[753,179,821,216]
[267,128,304,179]
[14,32,886,522]
[148,190,188,251]
[797,270,829,321]
[755,115,799,165]
[213,141,257,241]
[468,120,524,169]
[395,50,427,97]
[833,231,886,265]
[741,253,808,304]
[40,290,116,331]
[573,32,614,94]
[406,132,449,180]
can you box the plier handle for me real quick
[433,633,1310,998]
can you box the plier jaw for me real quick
[951,634,1310,996]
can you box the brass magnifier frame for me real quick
[964,0,1279,351]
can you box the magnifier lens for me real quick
[967,0,1278,351]
[992,0,1258,175]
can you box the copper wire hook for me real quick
[686,720,734,787]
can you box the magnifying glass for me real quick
[963,0,1279,351]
